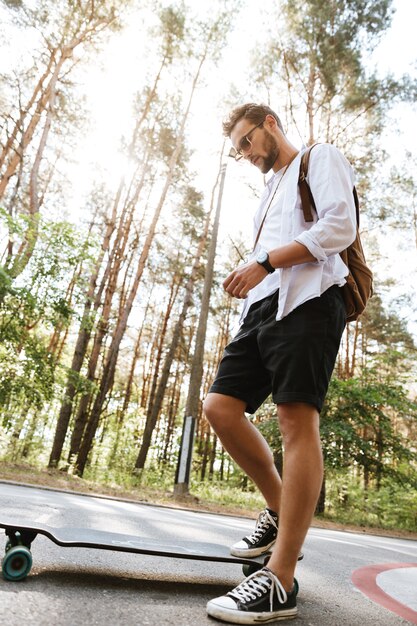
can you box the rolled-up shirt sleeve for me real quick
[294,144,357,263]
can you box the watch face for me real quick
[257,250,268,263]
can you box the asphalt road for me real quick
[0,481,416,625]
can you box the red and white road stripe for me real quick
[352,562,417,624]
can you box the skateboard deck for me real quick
[0,518,269,581]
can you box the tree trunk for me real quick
[74,45,211,477]
[174,154,226,493]
[134,267,200,470]
[48,193,120,468]
[185,157,225,419]
[67,178,142,461]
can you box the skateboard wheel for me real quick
[242,562,263,577]
[2,545,33,581]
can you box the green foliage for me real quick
[256,402,282,454]
[252,0,417,157]
[361,294,416,355]
[322,471,417,531]
[322,363,417,485]
[156,5,186,63]
[0,213,94,429]
[191,479,265,511]
[282,0,393,99]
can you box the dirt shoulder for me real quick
[1,463,416,541]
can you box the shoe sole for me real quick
[230,543,304,562]
[230,539,276,558]
[206,602,297,624]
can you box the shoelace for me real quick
[247,509,277,545]
[229,568,287,610]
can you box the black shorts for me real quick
[209,286,346,413]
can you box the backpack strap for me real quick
[298,144,320,222]
[298,143,360,225]
[352,187,360,226]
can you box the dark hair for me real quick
[222,103,284,137]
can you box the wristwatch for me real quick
[256,249,275,273]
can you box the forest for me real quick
[0,0,416,532]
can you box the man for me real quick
[204,103,356,624]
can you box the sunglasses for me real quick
[232,119,265,161]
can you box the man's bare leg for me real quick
[203,392,282,513]
[266,402,323,591]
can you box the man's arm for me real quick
[294,144,357,261]
[223,241,315,299]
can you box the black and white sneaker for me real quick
[230,508,278,558]
[207,567,298,624]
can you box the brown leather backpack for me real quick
[298,144,373,322]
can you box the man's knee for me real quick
[203,393,246,433]
[203,393,226,432]
[277,402,320,444]
[202,394,218,424]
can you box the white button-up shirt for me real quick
[241,143,357,322]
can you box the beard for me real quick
[259,132,279,174]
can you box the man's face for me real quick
[231,117,279,174]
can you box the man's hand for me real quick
[223,260,269,299]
